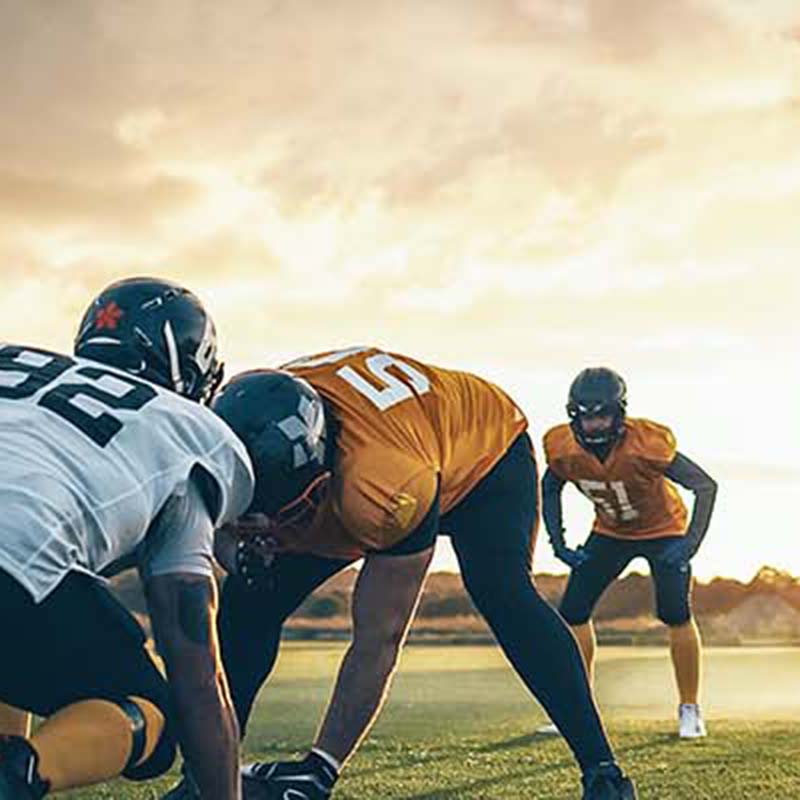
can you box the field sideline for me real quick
[66,644,800,799]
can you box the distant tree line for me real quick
[112,564,800,624]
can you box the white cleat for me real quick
[535,722,562,737]
[678,703,707,739]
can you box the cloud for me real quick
[163,231,281,278]
[0,0,796,370]
[116,108,167,149]
[584,0,731,61]
[0,170,200,228]
[710,462,800,485]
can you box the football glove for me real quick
[554,544,590,570]
[242,752,338,800]
[236,534,276,590]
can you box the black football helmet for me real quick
[74,277,223,403]
[211,370,330,523]
[567,367,627,448]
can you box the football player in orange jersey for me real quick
[542,368,718,740]
[163,347,637,800]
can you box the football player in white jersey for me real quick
[0,278,254,800]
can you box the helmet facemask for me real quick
[211,370,332,538]
[567,401,626,448]
[567,367,628,451]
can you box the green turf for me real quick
[64,644,800,799]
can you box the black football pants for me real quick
[219,433,615,771]
[0,569,175,780]
[559,531,693,626]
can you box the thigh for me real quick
[444,433,539,574]
[0,569,168,716]
[647,546,693,625]
[558,535,633,624]
[220,551,354,635]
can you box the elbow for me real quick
[541,511,563,545]
[688,475,717,499]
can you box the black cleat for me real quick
[241,754,337,800]
[582,761,637,800]
[0,737,49,800]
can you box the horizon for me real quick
[1,2,798,582]
[322,561,799,584]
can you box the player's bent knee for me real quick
[657,605,691,627]
[464,569,539,621]
[119,696,176,781]
[558,601,592,627]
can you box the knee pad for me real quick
[114,699,148,771]
[558,603,592,626]
[117,697,175,781]
[656,598,692,627]
[558,588,594,626]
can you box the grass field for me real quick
[66,644,800,799]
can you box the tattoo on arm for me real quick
[177,582,214,645]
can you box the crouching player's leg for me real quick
[1,697,165,796]
[445,435,636,800]
[0,570,176,798]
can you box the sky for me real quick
[1,0,798,580]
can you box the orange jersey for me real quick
[280,347,528,559]
[543,418,687,540]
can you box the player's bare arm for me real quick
[146,573,241,800]
[314,544,435,764]
[236,544,436,800]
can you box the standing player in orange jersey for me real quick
[543,368,718,740]
[164,346,637,800]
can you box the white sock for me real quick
[311,747,342,774]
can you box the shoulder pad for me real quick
[543,424,575,464]
[626,418,677,463]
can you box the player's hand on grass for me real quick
[242,752,339,799]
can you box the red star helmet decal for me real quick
[95,301,124,330]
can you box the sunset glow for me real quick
[1,1,797,579]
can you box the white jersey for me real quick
[0,344,254,602]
